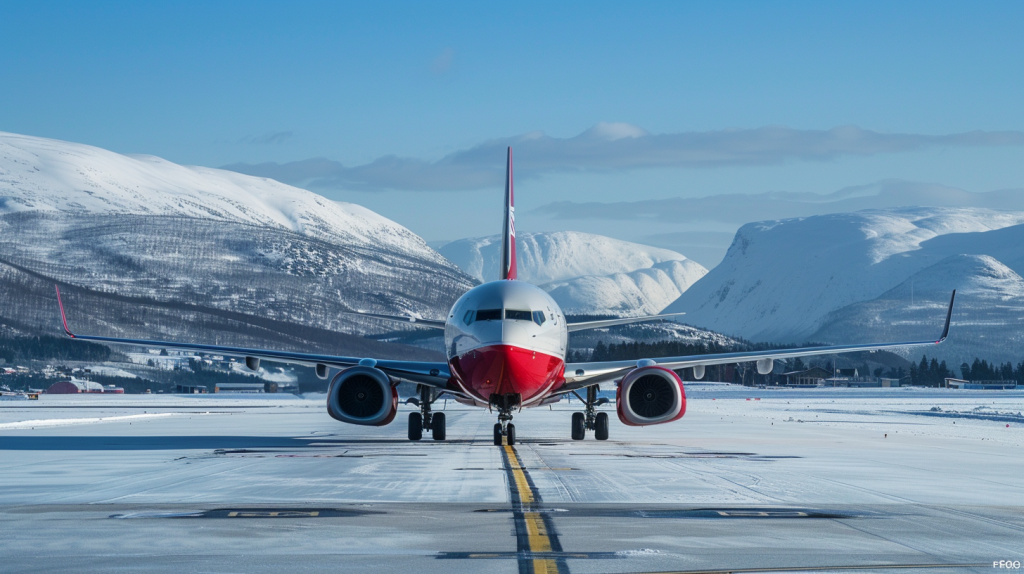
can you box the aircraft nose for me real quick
[501,321,530,345]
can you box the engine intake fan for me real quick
[327,366,398,426]
[617,366,686,426]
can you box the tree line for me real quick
[0,335,114,364]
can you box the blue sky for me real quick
[2,1,1023,266]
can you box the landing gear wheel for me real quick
[494,423,503,446]
[408,412,423,441]
[571,412,586,440]
[594,412,609,441]
[431,412,446,441]
[506,424,516,445]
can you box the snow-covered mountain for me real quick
[808,254,1024,366]
[663,207,1024,364]
[0,132,439,253]
[439,231,688,283]
[543,259,708,316]
[0,132,474,358]
[438,231,707,316]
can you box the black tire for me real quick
[595,412,609,441]
[571,412,586,440]
[494,423,503,446]
[506,424,516,446]
[431,412,446,441]
[408,412,423,441]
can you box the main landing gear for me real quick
[490,393,521,446]
[571,385,609,441]
[407,385,446,441]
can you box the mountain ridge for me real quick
[0,132,475,357]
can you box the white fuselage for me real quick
[442,281,568,406]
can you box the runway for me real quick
[2,386,1023,573]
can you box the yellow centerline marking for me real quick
[504,445,535,504]
[504,445,561,573]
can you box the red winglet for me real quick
[55,285,75,338]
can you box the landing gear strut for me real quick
[407,385,446,441]
[490,393,521,446]
[572,385,609,441]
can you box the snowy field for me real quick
[1,387,1022,573]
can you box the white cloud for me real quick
[535,180,1024,224]
[222,125,1024,192]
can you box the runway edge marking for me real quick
[502,444,570,574]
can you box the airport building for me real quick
[781,367,832,386]
[944,378,1018,389]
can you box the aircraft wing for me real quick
[339,310,446,330]
[55,286,452,388]
[560,290,956,391]
[566,312,686,332]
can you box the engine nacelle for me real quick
[616,366,686,426]
[326,366,398,426]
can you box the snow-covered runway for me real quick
[1,387,1022,573]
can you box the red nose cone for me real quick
[450,344,564,403]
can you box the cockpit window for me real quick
[475,309,502,321]
[463,310,474,325]
[532,310,546,326]
[505,309,532,322]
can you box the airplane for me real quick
[55,147,956,446]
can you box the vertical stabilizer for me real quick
[500,147,517,280]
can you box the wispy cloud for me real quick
[222,124,1024,192]
[535,180,1024,224]
[242,131,294,145]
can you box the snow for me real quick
[2,389,1022,571]
[544,259,708,316]
[0,131,441,260]
[664,207,1024,360]
[438,230,689,284]
[85,366,140,379]
[439,231,707,316]
[0,132,473,351]
[0,412,188,429]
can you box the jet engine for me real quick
[616,366,686,426]
[326,366,398,426]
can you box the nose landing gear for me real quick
[490,393,521,446]
[571,385,609,440]
[493,417,516,446]
[407,385,446,441]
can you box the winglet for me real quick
[499,147,517,280]
[937,289,955,343]
[55,285,75,338]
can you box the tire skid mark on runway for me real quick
[861,456,1024,492]
[885,505,1024,556]
[520,442,576,502]
[654,457,781,504]
[928,504,1024,535]
[93,460,267,504]
[811,481,1021,562]
[501,444,570,574]
[38,458,244,504]
[829,515,976,568]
